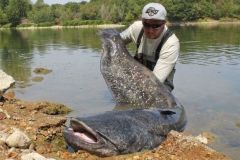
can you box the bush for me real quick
[17,23,35,27]
[1,23,12,28]
[37,22,55,27]
[62,20,112,26]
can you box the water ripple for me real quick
[179,44,240,66]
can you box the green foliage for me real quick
[28,6,54,23]
[0,9,8,25]
[34,0,45,7]
[1,0,240,27]
[36,22,55,27]
[5,0,30,26]
[0,0,9,10]
[0,23,11,28]
[62,20,112,26]
[16,23,35,27]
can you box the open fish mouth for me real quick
[67,118,98,144]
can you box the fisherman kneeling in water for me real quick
[120,3,180,92]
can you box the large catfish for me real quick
[64,107,186,156]
[100,29,176,108]
[63,29,187,157]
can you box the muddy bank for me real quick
[0,91,230,160]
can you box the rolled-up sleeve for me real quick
[153,36,180,83]
[120,21,143,44]
[120,27,133,44]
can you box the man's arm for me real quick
[120,27,133,44]
[120,21,143,44]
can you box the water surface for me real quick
[0,25,240,159]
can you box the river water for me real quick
[0,24,240,159]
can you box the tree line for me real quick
[0,0,240,27]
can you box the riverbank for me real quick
[1,20,240,30]
[0,91,231,160]
[0,24,125,30]
[170,19,240,27]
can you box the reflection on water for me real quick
[0,25,240,159]
[180,44,240,65]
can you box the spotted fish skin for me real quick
[64,107,187,156]
[63,29,187,157]
[100,29,177,108]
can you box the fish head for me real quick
[100,29,124,59]
[63,118,118,156]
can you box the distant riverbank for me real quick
[0,24,126,30]
[170,20,240,27]
[1,20,240,30]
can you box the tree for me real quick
[28,6,54,23]
[0,0,9,10]
[0,9,8,25]
[6,0,31,26]
[34,0,47,9]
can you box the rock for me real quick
[200,131,216,143]
[21,152,56,160]
[33,68,52,75]
[6,128,31,149]
[0,111,7,120]
[0,126,10,142]
[0,70,15,99]
[7,150,19,159]
[195,131,216,144]
[0,139,8,150]
[3,90,15,100]
[195,134,208,144]
[0,108,11,119]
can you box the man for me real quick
[120,3,180,92]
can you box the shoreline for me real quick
[1,20,240,30]
[0,24,126,30]
[169,20,240,27]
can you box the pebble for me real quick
[133,155,140,159]
[21,152,56,160]
[0,108,10,119]
[7,151,18,158]
[195,134,208,144]
[0,70,15,99]
[6,128,31,149]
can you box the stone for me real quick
[195,134,208,144]
[33,68,52,75]
[196,132,216,144]
[0,70,15,99]
[21,152,56,160]
[6,128,31,149]
[0,129,9,142]
[0,108,11,119]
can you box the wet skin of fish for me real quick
[100,29,177,108]
[63,29,187,156]
[64,107,186,156]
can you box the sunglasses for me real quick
[142,22,164,29]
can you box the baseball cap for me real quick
[142,3,167,20]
